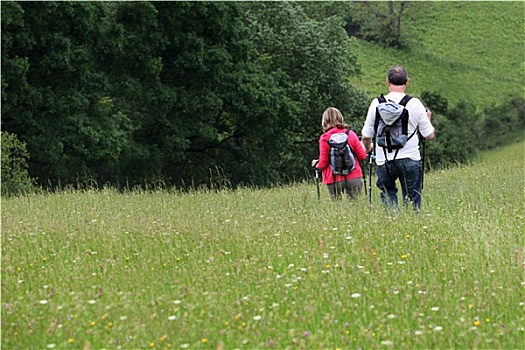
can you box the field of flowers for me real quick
[2,141,524,349]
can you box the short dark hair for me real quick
[387,65,408,85]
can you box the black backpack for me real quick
[328,129,355,176]
[374,94,417,156]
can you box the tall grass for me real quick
[2,141,524,349]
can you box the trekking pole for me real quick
[421,108,429,191]
[357,136,367,197]
[368,151,375,205]
[314,161,320,201]
[362,160,367,196]
[420,136,426,191]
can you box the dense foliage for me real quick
[1,1,523,195]
[0,131,38,196]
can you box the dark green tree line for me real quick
[2,1,362,190]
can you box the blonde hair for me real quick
[322,107,348,132]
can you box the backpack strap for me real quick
[398,94,412,106]
[342,129,352,184]
[401,96,411,138]
[400,94,418,143]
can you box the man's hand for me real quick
[426,107,432,121]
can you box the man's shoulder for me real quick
[401,96,424,113]
[406,95,422,104]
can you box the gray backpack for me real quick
[374,94,416,159]
[328,129,355,176]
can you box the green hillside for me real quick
[351,1,524,109]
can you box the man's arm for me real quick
[361,137,373,153]
[422,108,435,140]
[361,101,379,153]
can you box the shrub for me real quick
[1,131,38,196]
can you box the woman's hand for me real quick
[311,159,319,168]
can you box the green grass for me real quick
[351,1,525,110]
[2,141,524,349]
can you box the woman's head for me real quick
[322,107,347,132]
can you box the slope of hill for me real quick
[351,1,524,110]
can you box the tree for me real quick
[95,2,298,188]
[421,91,448,115]
[350,1,412,49]
[1,131,38,196]
[95,1,170,184]
[241,2,367,181]
[1,2,132,186]
[152,2,299,187]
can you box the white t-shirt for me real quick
[361,92,434,165]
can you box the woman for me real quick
[312,107,368,199]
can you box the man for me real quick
[361,65,435,210]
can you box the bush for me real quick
[479,96,525,148]
[1,131,38,196]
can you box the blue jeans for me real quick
[376,159,422,210]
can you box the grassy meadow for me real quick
[2,141,524,349]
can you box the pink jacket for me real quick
[317,128,367,185]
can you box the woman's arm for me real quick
[316,137,330,170]
[349,131,367,160]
